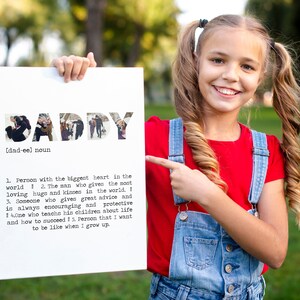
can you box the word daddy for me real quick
[4,112,133,142]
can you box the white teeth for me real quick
[216,87,237,95]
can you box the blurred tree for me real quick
[0,0,180,101]
[0,0,76,66]
[69,0,179,102]
[69,0,179,65]
[245,0,300,44]
[104,0,178,67]
[69,0,106,65]
[86,0,106,65]
[104,0,179,102]
[245,0,300,101]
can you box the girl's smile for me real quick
[213,86,241,96]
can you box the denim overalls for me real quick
[149,118,269,300]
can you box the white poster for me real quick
[0,67,146,280]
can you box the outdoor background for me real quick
[1,0,299,299]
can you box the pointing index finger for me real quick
[145,155,180,170]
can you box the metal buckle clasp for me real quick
[177,201,191,221]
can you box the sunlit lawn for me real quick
[0,105,298,300]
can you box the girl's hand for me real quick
[146,155,217,203]
[51,52,97,82]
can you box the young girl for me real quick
[52,14,300,300]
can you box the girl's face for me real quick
[197,28,265,118]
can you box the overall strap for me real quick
[248,130,270,206]
[168,118,189,205]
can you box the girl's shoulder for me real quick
[145,116,170,155]
[239,123,282,150]
[145,115,170,127]
[240,124,284,179]
[145,116,170,138]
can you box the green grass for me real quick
[264,213,300,300]
[145,104,283,136]
[0,104,298,299]
[0,271,152,300]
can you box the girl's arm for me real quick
[51,52,97,82]
[201,178,288,269]
[146,155,288,269]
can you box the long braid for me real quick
[172,21,227,191]
[271,42,300,226]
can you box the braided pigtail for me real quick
[271,42,300,226]
[172,21,227,191]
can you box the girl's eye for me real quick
[211,58,224,64]
[242,64,255,71]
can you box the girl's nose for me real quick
[222,64,239,82]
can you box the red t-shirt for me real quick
[145,116,285,277]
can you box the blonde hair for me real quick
[172,15,300,225]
